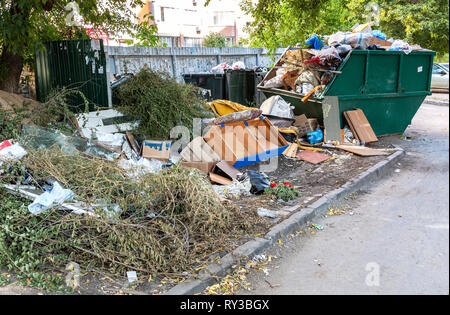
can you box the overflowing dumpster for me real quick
[258,48,435,136]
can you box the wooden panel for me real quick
[343,111,360,142]
[337,145,389,156]
[344,109,378,143]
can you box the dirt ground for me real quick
[0,135,398,295]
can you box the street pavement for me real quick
[238,103,449,295]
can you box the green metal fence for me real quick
[35,39,109,112]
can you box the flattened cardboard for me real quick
[209,173,233,186]
[181,161,216,175]
[142,140,172,161]
[296,150,330,164]
[215,161,242,180]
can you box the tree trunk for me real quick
[0,47,24,93]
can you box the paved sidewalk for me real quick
[238,104,449,295]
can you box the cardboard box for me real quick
[294,115,319,136]
[142,140,172,161]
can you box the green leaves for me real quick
[349,0,449,55]
[203,32,227,48]
[240,0,357,55]
[239,0,448,56]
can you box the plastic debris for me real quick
[95,133,125,147]
[248,170,271,194]
[372,30,387,40]
[306,129,324,144]
[231,61,246,70]
[0,140,27,162]
[328,32,373,50]
[118,157,167,177]
[257,208,279,219]
[312,224,324,230]
[28,182,74,215]
[260,96,294,119]
[20,125,118,160]
[389,40,413,55]
[212,177,252,199]
[305,34,324,50]
[126,271,138,283]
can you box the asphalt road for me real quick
[238,103,449,295]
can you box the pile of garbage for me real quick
[261,22,424,100]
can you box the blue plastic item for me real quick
[372,30,387,40]
[306,129,324,145]
[305,34,324,50]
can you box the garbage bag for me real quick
[389,40,412,55]
[306,129,324,145]
[328,32,373,50]
[305,34,324,50]
[248,170,270,195]
[372,30,387,40]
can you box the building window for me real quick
[161,7,165,22]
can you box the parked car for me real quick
[431,63,449,90]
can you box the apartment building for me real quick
[138,0,252,47]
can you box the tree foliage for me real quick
[203,32,227,47]
[239,0,358,53]
[348,0,449,56]
[236,0,448,56]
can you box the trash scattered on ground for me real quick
[28,181,74,215]
[257,207,279,218]
[312,224,324,230]
[0,140,27,162]
[126,271,138,284]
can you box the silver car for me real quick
[431,63,449,90]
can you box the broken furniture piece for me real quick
[204,116,289,168]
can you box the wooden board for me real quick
[343,111,360,142]
[282,143,299,158]
[344,109,378,143]
[337,145,389,156]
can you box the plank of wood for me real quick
[344,111,360,142]
[337,145,389,156]
[344,109,378,143]
[282,143,298,158]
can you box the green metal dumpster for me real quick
[258,49,435,136]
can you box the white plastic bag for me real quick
[231,61,246,70]
[28,182,74,215]
[389,40,412,54]
[328,32,373,49]
[0,143,27,161]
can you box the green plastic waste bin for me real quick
[258,49,436,136]
[183,73,226,101]
[225,69,257,106]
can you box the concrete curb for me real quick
[163,149,405,295]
